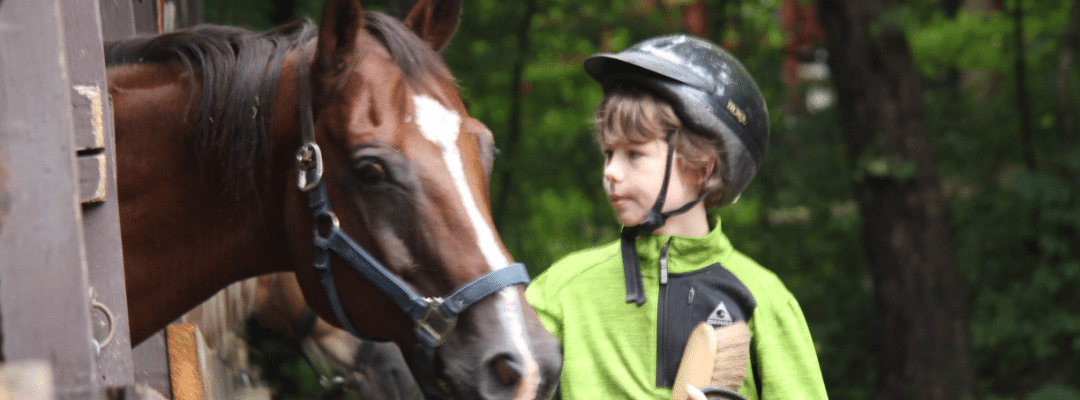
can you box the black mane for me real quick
[104,13,453,199]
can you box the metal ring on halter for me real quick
[313,211,340,240]
[296,142,324,192]
[416,298,458,347]
[89,287,116,353]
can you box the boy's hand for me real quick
[684,384,749,400]
[686,384,708,400]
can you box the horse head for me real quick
[281,0,560,398]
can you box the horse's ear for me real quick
[316,0,365,71]
[403,0,462,52]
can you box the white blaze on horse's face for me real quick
[412,94,542,399]
[412,94,508,270]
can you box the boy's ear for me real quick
[702,160,716,186]
[685,159,715,188]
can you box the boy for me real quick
[525,35,828,399]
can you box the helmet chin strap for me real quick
[621,139,708,306]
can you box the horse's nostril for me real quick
[488,353,523,385]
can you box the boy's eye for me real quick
[603,150,613,160]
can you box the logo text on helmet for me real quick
[726,100,747,125]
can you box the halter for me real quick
[294,64,530,397]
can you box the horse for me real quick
[104,0,561,397]
[182,272,422,399]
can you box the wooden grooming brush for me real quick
[670,321,751,400]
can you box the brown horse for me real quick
[105,0,560,397]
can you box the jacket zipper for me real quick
[655,237,673,386]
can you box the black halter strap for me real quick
[621,139,708,306]
[293,57,530,398]
[300,174,530,343]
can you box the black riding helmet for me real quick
[585,34,769,208]
[585,35,770,306]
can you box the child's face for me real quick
[602,137,702,227]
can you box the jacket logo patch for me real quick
[707,301,734,326]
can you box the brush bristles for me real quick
[711,321,751,390]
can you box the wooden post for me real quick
[0,0,101,398]
[166,324,208,400]
[59,0,136,389]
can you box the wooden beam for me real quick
[166,324,207,400]
[0,0,100,397]
[59,0,136,388]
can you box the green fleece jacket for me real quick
[525,219,828,400]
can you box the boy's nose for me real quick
[603,159,623,183]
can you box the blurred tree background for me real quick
[199,0,1079,398]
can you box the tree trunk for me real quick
[814,1,975,399]
[492,0,538,227]
[1055,0,1080,155]
[1012,0,1035,169]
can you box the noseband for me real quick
[294,69,529,397]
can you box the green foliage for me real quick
[953,153,1080,396]
[907,10,1013,77]
[913,1,1080,396]
[200,0,1080,398]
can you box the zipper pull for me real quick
[659,237,672,285]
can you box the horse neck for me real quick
[110,59,300,343]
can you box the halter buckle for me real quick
[416,297,457,347]
[296,143,324,192]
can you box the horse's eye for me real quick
[355,159,387,184]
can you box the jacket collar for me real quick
[631,217,734,276]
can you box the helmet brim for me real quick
[584,51,712,92]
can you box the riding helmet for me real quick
[584,34,769,207]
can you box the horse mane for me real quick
[104,12,454,200]
[105,20,318,200]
